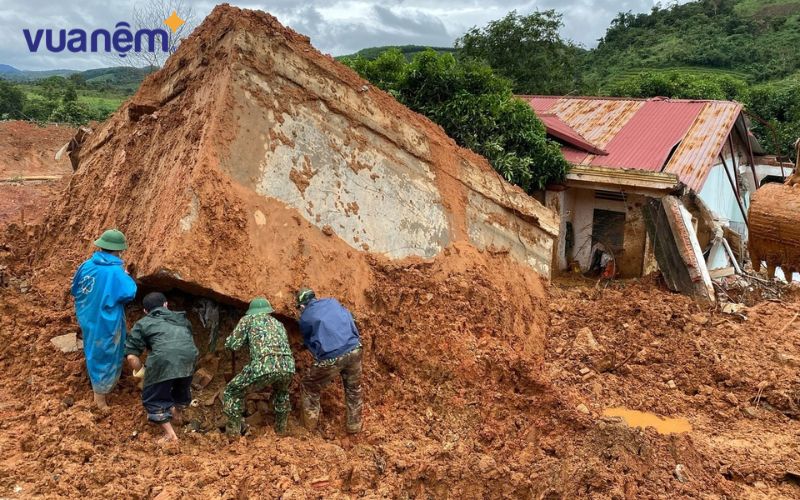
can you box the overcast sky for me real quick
[1,0,676,71]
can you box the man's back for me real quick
[299,298,360,361]
[226,313,295,374]
[71,251,136,328]
[127,308,198,387]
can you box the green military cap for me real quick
[296,287,315,308]
[94,229,128,251]
[246,296,273,316]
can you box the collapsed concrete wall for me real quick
[38,5,557,311]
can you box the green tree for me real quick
[456,10,584,95]
[345,49,569,192]
[0,79,25,119]
[49,101,90,125]
[68,73,86,88]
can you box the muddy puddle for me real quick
[603,407,692,434]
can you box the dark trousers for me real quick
[141,376,192,423]
[302,347,362,430]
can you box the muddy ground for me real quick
[1,123,800,498]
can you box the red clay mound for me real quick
[36,4,557,313]
[0,121,73,226]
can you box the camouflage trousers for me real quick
[222,368,292,435]
[302,346,363,433]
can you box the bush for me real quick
[49,101,91,126]
[0,79,25,119]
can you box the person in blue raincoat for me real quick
[70,229,137,409]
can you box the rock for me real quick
[581,372,596,381]
[724,392,739,406]
[674,464,688,483]
[191,368,214,390]
[579,367,591,375]
[721,303,745,314]
[667,380,677,389]
[574,327,600,354]
[690,313,709,326]
[592,353,616,373]
[773,351,800,368]
[576,404,590,415]
[50,333,83,353]
[244,411,265,427]
[743,406,758,418]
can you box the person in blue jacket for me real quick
[296,287,363,433]
[70,229,137,409]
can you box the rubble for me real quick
[49,332,82,353]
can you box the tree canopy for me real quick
[346,49,569,192]
[457,10,584,95]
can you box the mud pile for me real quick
[0,121,74,225]
[36,4,557,312]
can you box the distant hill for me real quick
[583,0,800,90]
[0,64,154,92]
[0,65,78,81]
[77,66,155,92]
[338,45,457,61]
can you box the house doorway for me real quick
[591,209,625,261]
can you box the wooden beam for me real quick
[565,165,680,194]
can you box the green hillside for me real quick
[585,0,800,89]
[338,45,457,62]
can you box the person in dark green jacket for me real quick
[126,292,199,442]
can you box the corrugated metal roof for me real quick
[664,101,743,192]
[594,100,704,171]
[545,98,644,148]
[538,114,607,155]
[519,96,743,191]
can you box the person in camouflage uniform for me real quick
[222,297,295,436]
[296,288,363,434]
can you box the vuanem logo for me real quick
[23,11,186,58]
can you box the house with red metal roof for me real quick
[520,95,790,279]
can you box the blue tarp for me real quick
[70,251,137,394]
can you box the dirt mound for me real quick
[548,278,800,498]
[0,121,73,179]
[0,121,74,227]
[35,4,556,313]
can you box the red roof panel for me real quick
[591,100,704,171]
[538,114,606,155]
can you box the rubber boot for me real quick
[345,408,362,434]
[274,412,289,436]
[225,419,242,436]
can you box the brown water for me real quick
[603,407,692,434]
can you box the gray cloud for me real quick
[0,0,680,70]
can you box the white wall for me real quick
[698,149,750,238]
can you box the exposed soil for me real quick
[2,5,800,499]
[0,121,74,227]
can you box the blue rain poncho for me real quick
[70,251,137,394]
